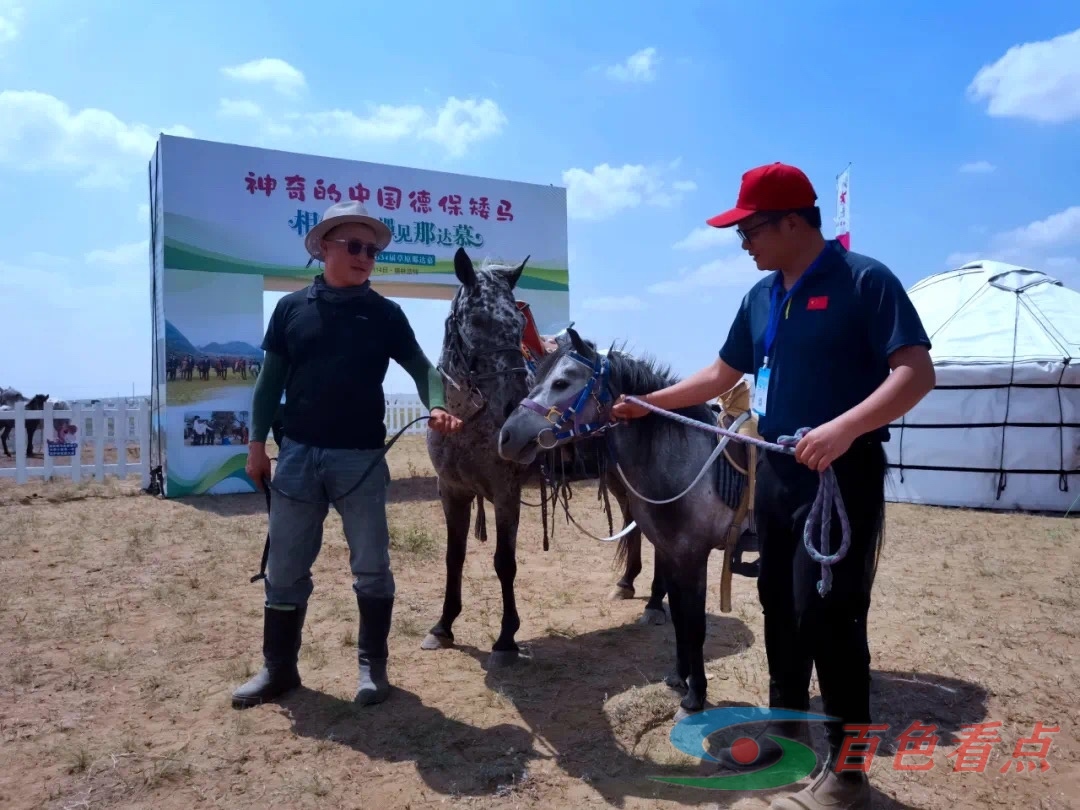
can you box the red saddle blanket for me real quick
[516,300,547,360]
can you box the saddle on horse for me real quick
[715,378,763,611]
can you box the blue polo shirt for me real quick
[718,240,931,444]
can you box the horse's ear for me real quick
[568,327,592,357]
[505,255,528,290]
[454,247,477,288]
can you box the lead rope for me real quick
[621,396,850,597]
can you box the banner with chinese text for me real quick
[149,134,571,498]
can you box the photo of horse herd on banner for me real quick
[2,136,1077,810]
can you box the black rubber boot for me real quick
[231,604,306,709]
[712,720,814,771]
[355,595,393,705]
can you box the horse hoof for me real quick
[673,705,703,723]
[487,649,522,669]
[609,584,635,601]
[639,608,667,626]
[420,633,453,651]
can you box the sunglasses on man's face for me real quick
[735,216,782,243]
[328,238,380,259]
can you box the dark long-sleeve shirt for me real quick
[250,279,446,449]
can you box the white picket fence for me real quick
[0,395,431,488]
[0,399,152,486]
[384,395,430,435]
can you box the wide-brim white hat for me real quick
[304,200,393,262]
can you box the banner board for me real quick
[148,135,570,497]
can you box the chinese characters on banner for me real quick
[832,721,1060,775]
[243,172,515,222]
[835,164,850,250]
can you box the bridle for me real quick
[437,299,532,420]
[517,351,615,449]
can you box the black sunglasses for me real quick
[735,215,784,243]
[327,238,380,259]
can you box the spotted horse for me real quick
[423,247,671,669]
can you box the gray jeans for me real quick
[263,436,394,606]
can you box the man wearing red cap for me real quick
[612,163,935,809]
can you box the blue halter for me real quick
[518,351,614,448]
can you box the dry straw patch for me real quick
[0,436,1077,809]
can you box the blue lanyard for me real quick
[763,247,829,366]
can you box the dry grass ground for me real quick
[1,436,1077,810]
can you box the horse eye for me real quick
[551,379,570,391]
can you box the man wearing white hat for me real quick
[233,200,462,710]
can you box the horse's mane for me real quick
[477,257,521,274]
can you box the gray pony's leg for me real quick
[668,550,711,720]
[639,550,669,625]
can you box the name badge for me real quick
[753,365,771,417]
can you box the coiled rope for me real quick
[622,395,851,596]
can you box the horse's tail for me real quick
[612,532,631,571]
[474,494,487,542]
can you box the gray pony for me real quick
[498,328,749,718]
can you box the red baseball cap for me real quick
[706,162,818,228]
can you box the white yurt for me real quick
[884,260,1080,513]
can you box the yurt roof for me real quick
[907,259,1080,366]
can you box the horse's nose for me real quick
[499,427,511,448]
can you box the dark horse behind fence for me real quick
[0,389,73,458]
[1,389,48,457]
[498,328,751,719]
[423,248,661,670]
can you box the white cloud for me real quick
[218,98,263,118]
[1045,256,1080,270]
[256,96,506,158]
[0,90,192,188]
[944,206,1080,271]
[421,97,507,158]
[944,251,982,269]
[136,204,150,225]
[605,47,659,82]
[0,3,23,43]
[562,161,694,220]
[86,241,148,266]
[994,206,1080,253]
[959,160,996,174]
[966,27,1080,123]
[299,105,427,141]
[673,225,739,251]
[671,180,697,193]
[581,295,646,312]
[221,58,306,97]
[647,255,762,296]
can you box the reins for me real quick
[620,395,851,597]
[516,348,852,597]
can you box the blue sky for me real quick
[1,1,1078,400]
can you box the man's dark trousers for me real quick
[755,438,887,763]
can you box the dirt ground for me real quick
[1,436,1078,810]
